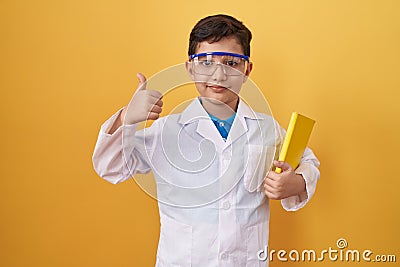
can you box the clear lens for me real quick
[192,54,248,76]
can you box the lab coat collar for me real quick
[178,97,263,124]
[177,97,210,126]
[178,97,264,150]
[236,99,264,120]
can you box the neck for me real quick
[200,97,239,120]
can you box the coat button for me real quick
[222,201,230,210]
[220,252,228,260]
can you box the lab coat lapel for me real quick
[225,100,261,147]
[197,119,226,149]
[225,113,248,147]
[178,99,226,150]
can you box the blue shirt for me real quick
[198,98,236,140]
[208,113,236,140]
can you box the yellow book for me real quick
[275,112,315,173]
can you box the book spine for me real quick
[275,112,298,173]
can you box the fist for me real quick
[122,73,163,125]
[263,161,306,200]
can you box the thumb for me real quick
[274,160,293,172]
[136,73,147,90]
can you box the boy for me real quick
[93,14,320,266]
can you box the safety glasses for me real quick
[189,52,250,76]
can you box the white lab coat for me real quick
[92,98,320,267]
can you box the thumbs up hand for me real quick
[122,73,163,125]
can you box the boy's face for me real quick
[186,36,252,110]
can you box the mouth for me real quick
[206,84,229,93]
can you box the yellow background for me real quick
[1,0,399,266]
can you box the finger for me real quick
[265,191,281,200]
[147,112,160,121]
[263,182,284,200]
[263,184,278,199]
[155,99,163,107]
[147,95,163,108]
[265,191,276,200]
[150,104,163,114]
[264,177,278,189]
[266,170,280,181]
[136,73,147,90]
[274,160,293,172]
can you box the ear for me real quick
[242,62,253,83]
[185,60,195,80]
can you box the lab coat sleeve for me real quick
[276,126,320,211]
[92,108,154,184]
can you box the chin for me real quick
[205,95,229,105]
[203,93,238,106]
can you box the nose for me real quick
[211,63,227,82]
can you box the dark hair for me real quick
[188,14,252,57]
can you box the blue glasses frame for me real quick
[189,52,250,62]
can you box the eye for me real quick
[200,60,214,66]
[225,60,239,67]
